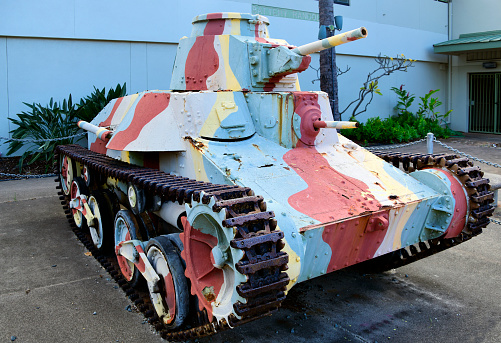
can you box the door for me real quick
[469,73,501,133]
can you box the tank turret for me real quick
[54,12,494,340]
[170,13,366,92]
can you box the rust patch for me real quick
[252,144,262,152]
[388,195,398,200]
[202,286,216,302]
[186,136,207,152]
[374,182,386,191]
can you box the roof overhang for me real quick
[434,30,501,55]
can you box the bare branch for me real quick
[309,64,351,84]
[339,53,414,119]
[337,65,351,76]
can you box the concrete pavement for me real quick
[1,135,500,343]
[0,178,163,343]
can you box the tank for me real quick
[55,12,494,340]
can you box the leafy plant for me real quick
[339,54,414,120]
[6,96,81,171]
[75,82,126,122]
[391,84,415,116]
[5,82,126,171]
[340,86,459,144]
[417,89,452,123]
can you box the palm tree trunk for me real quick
[319,0,340,120]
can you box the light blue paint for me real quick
[228,35,252,91]
[245,92,295,148]
[296,227,332,284]
[399,199,436,247]
[410,169,456,240]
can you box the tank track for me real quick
[362,151,495,272]
[54,144,289,341]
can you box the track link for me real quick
[54,144,289,340]
[362,151,495,272]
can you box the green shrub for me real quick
[341,87,460,145]
[6,82,126,171]
[75,82,126,122]
[6,96,81,171]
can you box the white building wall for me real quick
[447,0,501,132]
[0,0,450,156]
[451,0,501,39]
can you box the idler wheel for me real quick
[146,235,189,329]
[180,196,246,323]
[114,210,145,287]
[87,190,114,251]
[70,177,89,228]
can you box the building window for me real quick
[334,0,350,5]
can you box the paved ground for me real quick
[1,134,500,343]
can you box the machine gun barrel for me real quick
[292,27,368,56]
[313,121,359,130]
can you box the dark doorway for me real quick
[469,73,501,133]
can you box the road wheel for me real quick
[146,235,189,329]
[88,190,114,251]
[70,177,89,228]
[114,210,145,288]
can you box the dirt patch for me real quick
[0,156,54,180]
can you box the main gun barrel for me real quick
[78,120,113,142]
[292,27,368,56]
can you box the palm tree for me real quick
[319,0,340,120]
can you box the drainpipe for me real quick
[447,1,453,126]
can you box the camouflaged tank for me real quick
[55,12,494,340]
